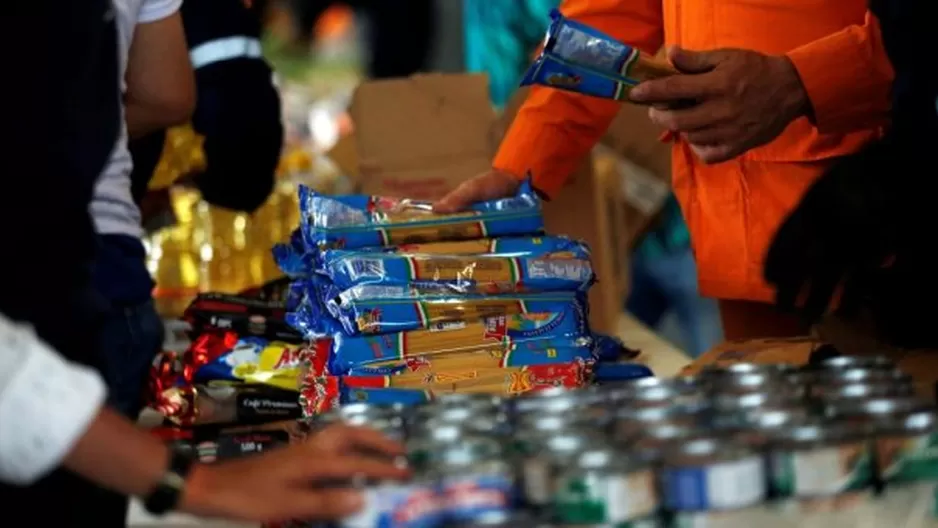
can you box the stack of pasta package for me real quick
[274,179,651,418]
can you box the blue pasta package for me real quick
[299,179,543,250]
[522,9,675,100]
[319,250,594,294]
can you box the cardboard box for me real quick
[685,317,938,401]
[349,73,495,200]
[335,73,666,335]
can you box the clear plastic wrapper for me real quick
[319,250,594,294]
[299,179,543,250]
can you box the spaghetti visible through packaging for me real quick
[324,307,589,374]
[320,250,595,294]
[299,180,543,250]
[300,361,590,415]
[324,287,585,335]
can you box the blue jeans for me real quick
[626,246,720,358]
[96,299,164,419]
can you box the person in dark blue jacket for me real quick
[765,0,938,348]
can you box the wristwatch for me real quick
[143,447,196,515]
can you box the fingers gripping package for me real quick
[521,9,676,101]
[298,180,543,250]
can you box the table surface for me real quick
[128,313,690,527]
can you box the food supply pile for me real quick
[144,181,650,463]
[275,180,649,413]
[273,355,938,528]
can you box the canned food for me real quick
[873,407,938,486]
[434,392,505,409]
[713,372,806,399]
[612,405,706,445]
[339,469,442,528]
[824,397,927,423]
[767,419,874,510]
[713,406,812,446]
[512,386,576,415]
[700,362,796,381]
[438,436,515,525]
[713,391,801,415]
[513,414,589,456]
[659,436,767,512]
[552,446,660,526]
[631,424,706,463]
[519,430,605,509]
[813,355,895,371]
[608,376,701,403]
[814,367,912,386]
[411,405,510,438]
[811,381,916,401]
[620,382,708,411]
[407,423,466,467]
[409,399,505,425]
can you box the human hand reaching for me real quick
[433,169,522,214]
[179,425,408,522]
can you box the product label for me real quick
[236,392,301,421]
[442,473,514,523]
[214,431,290,461]
[876,432,938,485]
[770,443,874,498]
[340,482,441,528]
[553,469,658,524]
[661,457,765,511]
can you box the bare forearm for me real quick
[62,408,169,497]
[125,100,188,140]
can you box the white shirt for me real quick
[0,315,106,484]
[89,0,182,239]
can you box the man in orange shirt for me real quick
[435,0,894,340]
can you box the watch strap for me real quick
[143,448,195,515]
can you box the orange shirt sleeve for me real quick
[786,12,894,135]
[492,0,664,199]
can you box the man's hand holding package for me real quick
[433,169,521,214]
[630,47,810,164]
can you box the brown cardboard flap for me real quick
[326,133,360,188]
[350,73,496,200]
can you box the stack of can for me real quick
[291,356,938,528]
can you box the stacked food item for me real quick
[146,286,311,462]
[274,180,648,414]
[274,354,938,528]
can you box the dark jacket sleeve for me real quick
[0,1,119,365]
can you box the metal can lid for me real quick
[826,396,928,419]
[714,390,800,411]
[435,392,504,407]
[516,412,584,432]
[871,407,938,434]
[702,362,796,379]
[569,445,649,472]
[661,435,754,466]
[814,381,915,400]
[769,418,866,446]
[615,403,706,423]
[815,367,910,384]
[409,421,465,443]
[439,435,504,466]
[813,355,895,371]
[538,429,605,454]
